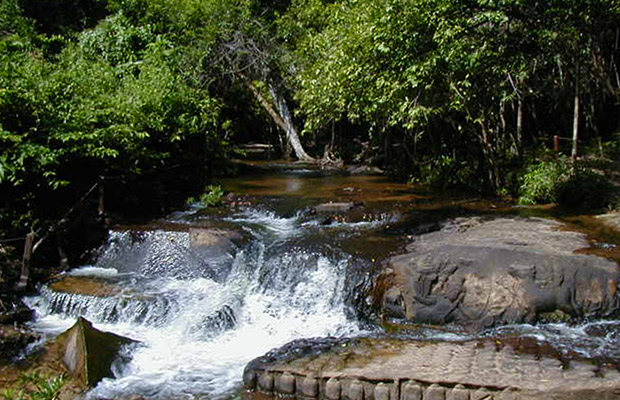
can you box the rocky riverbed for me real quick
[3,165,620,399]
[244,214,620,400]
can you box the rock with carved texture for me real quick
[378,217,620,330]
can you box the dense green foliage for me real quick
[288,0,620,190]
[1,0,619,253]
[519,156,613,208]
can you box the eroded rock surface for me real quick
[56,317,136,387]
[243,337,620,400]
[599,213,620,231]
[377,217,620,330]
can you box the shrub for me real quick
[1,372,66,400]
[519,156,613,209]
[187,184,224,207]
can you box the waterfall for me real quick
[25,206,369,399]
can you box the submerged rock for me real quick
[49,275,121,297]
[377,217,620,330]
[243,336,620,400]
[312,202,362,214]
[55,317,136,387]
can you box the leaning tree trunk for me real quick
[268,85,314,162]
[240,74,314,162]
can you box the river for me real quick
[21,163,620,399]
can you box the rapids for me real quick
[21,164,620,398]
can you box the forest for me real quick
[1,0,620,252]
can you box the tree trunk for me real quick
[572,61,580,159]
[516,97,523,152]
[16,232,34,291]
[239,74,314,162]
[268,85,314,162]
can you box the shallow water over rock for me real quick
[22,163,620,399]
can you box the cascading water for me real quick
[25,205,377,399]
[21,168,620,399]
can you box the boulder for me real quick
[377,217,620,330]
[0,324,38,364]
[312,202,362,214]
[598,212,620,231]
[56,317,135,387]
[49,276,121,297]
[243,337,620,400]
[189,228,244,249]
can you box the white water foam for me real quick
[27,209,361,400]
[67,266,121,278]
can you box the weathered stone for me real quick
[313,202,360,214]
[598,213,620,231]
[471,388,493,400]
[326,377,342,400]
[425,384,445,400]
[375,382,391,400]
[189,228,242,248]
[447,385,470,400]
[258,371,274,393]
[49,276,120,297]
[401,382,423,400]
[379,217,620,330]
[497,389,517,400]
[276,372,296,395]
[56,317,135,387]
[243,369,257,390]
[300,376,319,398]
[244,337,620,400]
[347,380,365,400]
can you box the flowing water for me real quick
[22,163,620,398]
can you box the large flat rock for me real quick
[377,217,620,330]
[243,337,620,400]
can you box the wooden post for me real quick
[553,135,560,152]
[17,232,34,291]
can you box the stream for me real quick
[22,163,620,399]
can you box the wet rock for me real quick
[447,385,470,400]
[300,376,319,398]
[325,377,341,400]
[49,275,121,297]
[275,372,296,395]
[0,324,38,364]
[347,380,365,400]
[346,165,384,175]
[258,371,274,393]
[426,384,446,400]
[56,317,136,387]
[378,217,620,330]
[374,382,391,400]
[189,228,245,281]
[402,382,423,400]
[189,228,244,249]
[244,369,257,389]
[242,337,620,400]
[312,202,362,214]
